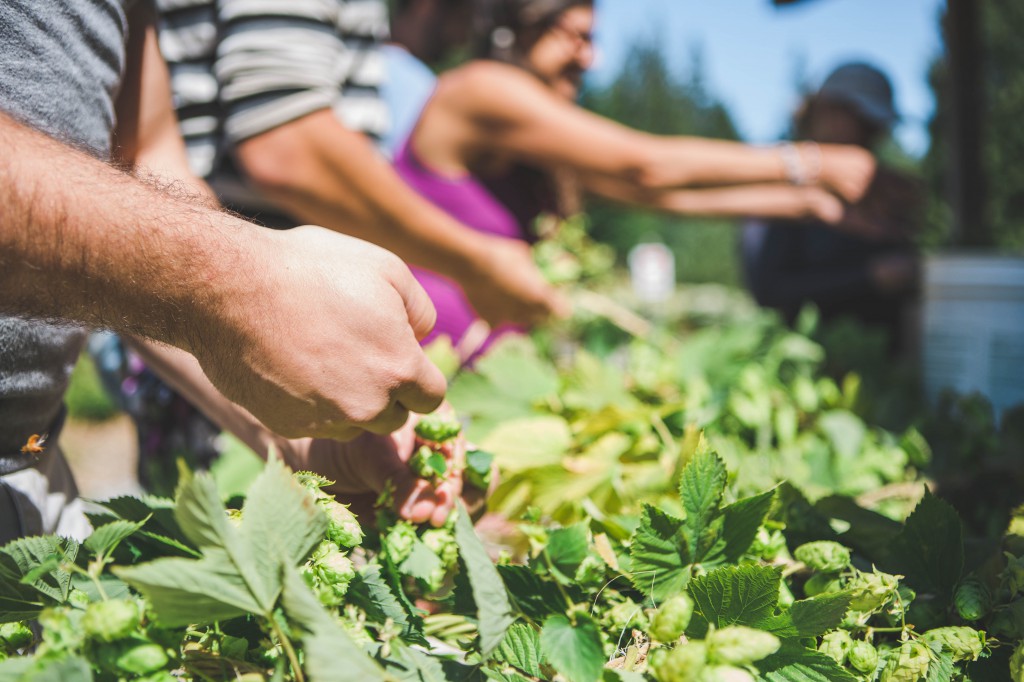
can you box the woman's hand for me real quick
[294,411,470,528]
[817,144,877,203]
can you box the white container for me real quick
[922,254,1024,419]
[628,241,675,304]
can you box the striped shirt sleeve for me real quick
[215,0,389,144]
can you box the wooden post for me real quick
[945,0,990,247]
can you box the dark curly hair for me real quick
[472,0,594,63]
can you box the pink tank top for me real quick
[393,139,545,357]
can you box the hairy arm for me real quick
[433,62,875,202]
[0,111,445,441]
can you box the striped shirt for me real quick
[156,0,389,211]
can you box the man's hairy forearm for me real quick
[0,112,248,352]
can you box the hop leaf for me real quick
[794,541,851,574]
[706,625,780,666]
[649,594,695,643]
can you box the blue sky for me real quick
[587,0,946,156]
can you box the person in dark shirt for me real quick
[742,62,921,353]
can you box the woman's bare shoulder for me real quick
[434,61,548,114]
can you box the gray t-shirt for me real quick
[0,0,132,464]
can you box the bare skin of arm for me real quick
[234,110,566,328]
[96,7,460,524]
[0,109,445,443]
[581,174,845,223]
[415,62,876,204]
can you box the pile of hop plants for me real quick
[3,438,1023,681]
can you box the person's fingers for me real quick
[358,401,412,436]
[394,354,447,415]
[546,288,572,320]
[391,262,438,342]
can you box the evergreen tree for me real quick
[581,40,743,284]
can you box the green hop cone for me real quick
[115,641,170,675]
[305,540,355,606]
[954,578,992,621]
[804,572,843,598]
[649,594,695,642]
[464,449,494,491]
[817,630,853,665]
[574,554,606,588]
[0,622,33,652]
[649,641,707,682]
[414,414,462,443]
[706,626,780,666]
[1010,639,1024,682]
[410,445,447,479]
[37,607,83,653]
[318,498,363,548]
[383,521,418,564]
[421,528,459,569]
[1005,553,1024,597]
[698,665,756,682]
[879,640,930,682]
[848,640,879,673]
[847,570,900,612]
[794,541,852,573]
[605,600,649,634]
[921,626,985,662]
[83,599,140,642]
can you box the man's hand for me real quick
[192,226,447,442]
[463,236,569,328]
[818,144,877,204]
[298,414,466,528]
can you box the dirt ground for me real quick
[59,415,144,501]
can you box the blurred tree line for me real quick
[923,0,1024,251]
[580,42,744,285]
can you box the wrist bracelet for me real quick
[778,142,807,185]
[800,141,822,186]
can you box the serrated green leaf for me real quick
[482,670,531,682]
[885,489,964,604]
[716,489,775,565]
[97,495,185,545]
[926,650,954,682]
[113,550,260,625]
[0,536,78,619]
[279,566,390,681]
[399,540,443,583]
[348,565,414,634]
[547,524,590,580]
[686,564,780,638]
[498,565,573,621]
[240,456,327,591]
[758,642,858,681]
[479,417,572,473]
[540,614,604,682]
[454,503,514,655]
[381,640,452,682]
[758,591,853,638]
[495,623,542,677]
[629,505,690,602]
[84,519,146,558]
[679,450,727,562]
[133,530,202,558]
